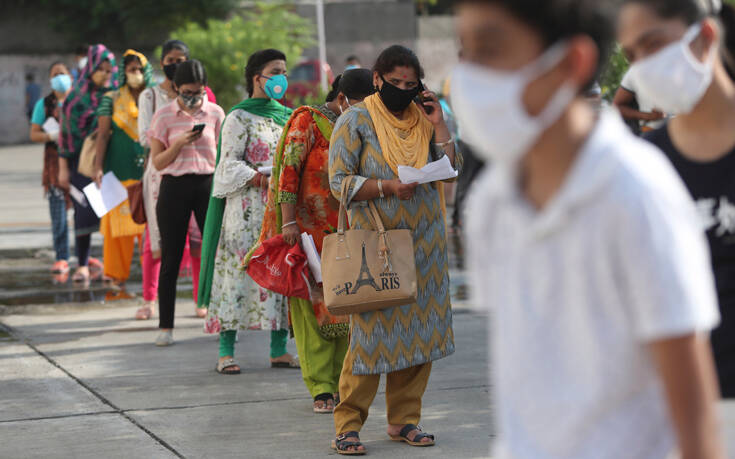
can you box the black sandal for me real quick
[313,393,334,414]
[389,424,435,447]
[331,431,366,455]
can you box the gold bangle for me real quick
[377,179,385,199]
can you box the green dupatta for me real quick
[197,98,293,308]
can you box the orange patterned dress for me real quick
[257,105,349,337]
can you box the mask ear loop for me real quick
[518,41,579,126]
[681,22,718,72]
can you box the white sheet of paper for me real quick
[82,172,128,218]
[42,117,60,135]
[397,155,458,184]
[69,185,87,207]
[257,166,273,176]
[301,232,322,283]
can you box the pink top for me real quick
[149,98,225,176]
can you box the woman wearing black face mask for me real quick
[135,40,217,321]
[327,45,462,454]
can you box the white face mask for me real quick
[450,44,577,166]
[627,23,715,115]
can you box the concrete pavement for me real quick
[0,301,491,459]
[2,141,735,458]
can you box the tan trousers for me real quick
[333,344,432,435]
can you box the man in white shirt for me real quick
[451,1,725,458]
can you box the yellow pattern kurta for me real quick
[328,103,461,375]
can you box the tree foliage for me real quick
[599,44,629,101]
[164,3,315,111]
[36,0,239,50]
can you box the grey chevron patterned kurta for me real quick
[328,103,461,375]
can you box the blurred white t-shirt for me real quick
[467,110,719,459]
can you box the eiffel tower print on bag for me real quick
[322,176,417,315]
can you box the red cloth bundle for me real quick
[246,234,311,300]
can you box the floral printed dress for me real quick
[205,109,288,333]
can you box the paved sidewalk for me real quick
[0,301,492,459]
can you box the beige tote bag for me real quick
[77,131,99,179]
[322,176,418,316]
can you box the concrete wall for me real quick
[295,0,417,73]
[416,15,458,93]
[0,54,75,146]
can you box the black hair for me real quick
[244,48,287,97]
[123,54,142,69]
[345,55,360,63]
[624,0,735,79]
[161,39,190,61]
[174,59,207,87]
[457,0,617,86]
[338,68,375,100]
[373,45,425,80]
[48,61,67,75]
[74,44,89,56]
[26,73,34,82]
[325,75,342,102]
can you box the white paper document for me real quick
[83,172,128,218]
[42,117,60,135]
[397,155,458,184]
[257,166,273,176]
[69,185,87,207]
[301,232,322,283]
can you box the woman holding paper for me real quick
[255,69,375,411]
[59,44,117,283]
[92,50,152,289]
[327,45,461,454]
[29,62,73,276]
[200,49,296,373]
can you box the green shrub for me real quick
[161,2,315,111]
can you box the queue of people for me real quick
[27,0,735,455]
[30,36,456,455]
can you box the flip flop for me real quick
[72,268,90,283]
[216,358,241,375]
[313,393,335,414]
[389,424,435,447]
[270,355,300,369]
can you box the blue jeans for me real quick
[48,187,69,261]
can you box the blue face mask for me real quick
[50,74,72,93]
[261,74,288,100]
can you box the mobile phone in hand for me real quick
[416,81,434,115]
[192,123,205,133]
